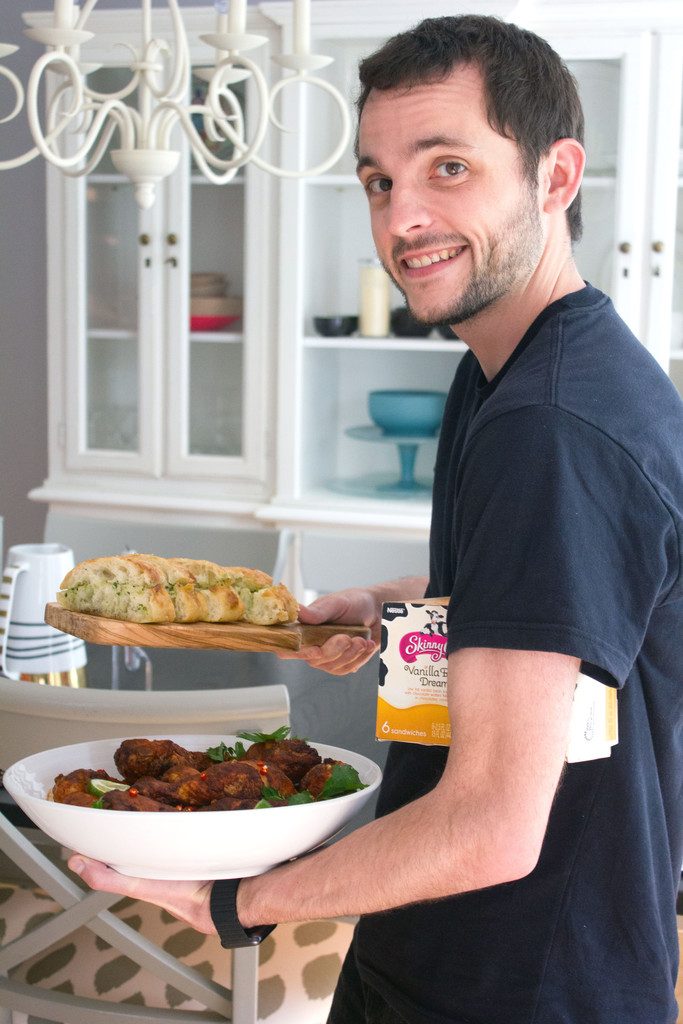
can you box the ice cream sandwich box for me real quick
[377,599,451,746]
[377,598,618,760]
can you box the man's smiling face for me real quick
[356,63,545,328]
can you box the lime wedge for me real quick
[87,778,130,797]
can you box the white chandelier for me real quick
[0,0,351,208]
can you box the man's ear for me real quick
[541,138,585,216]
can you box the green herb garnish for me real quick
[260,785,285,802]
[318,764,367,801]
[205,740,248,762]
[237,726,291,744]
[287,790,314,805]
[256,785,315,809]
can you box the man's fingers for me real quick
[69,856,181,904]
[68,856,215,934]
[296,637,378,674]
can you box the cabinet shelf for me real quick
[189,331,243,343]
[303,334,467,353]
[87,174,128,185]
[306,175,360,188]
[256,496,431,537]
[582,175,617,187]
[88,328,136,339]
[190,175,245,187]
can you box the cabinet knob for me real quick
[166,233,178,245]
[652,240,665,253]
[138,233,151,246]
[618,241,631,254]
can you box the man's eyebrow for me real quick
[356,136,476,175]
[410,135,476,155]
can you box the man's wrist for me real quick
[210,878,275,948]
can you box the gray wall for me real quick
[0,0,50,557]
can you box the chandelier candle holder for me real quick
[0,0,351,208]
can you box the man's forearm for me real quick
[237,779,518,928]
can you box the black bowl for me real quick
[390,307,433,338]
[313,315,359,337]
[437,324,459,340]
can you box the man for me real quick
[70,15,683,1023]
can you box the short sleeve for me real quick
[447,405,678,686]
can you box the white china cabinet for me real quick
[29,6,279,526]
[256,0,683,541]
[27,1,683,547]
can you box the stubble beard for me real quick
[384,185,544,329]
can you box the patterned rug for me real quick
[0,881,355,1023]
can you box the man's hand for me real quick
[68,856,215,935]
[277,588,381,675]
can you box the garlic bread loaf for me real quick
[55,555,175,624]
[56,554,298,626]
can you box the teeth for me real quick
[405,247,461,269]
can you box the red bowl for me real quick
[190,315,241,332]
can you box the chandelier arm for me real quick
[203,85,244,145]
[153,102,245,174]
[249,74,352,178]
[0,69,82,169]
[75,0,99,31]
[184,142,240,183]
[82,52,141,104]
[148,52,265,162]
[46,77,87,135]
[160,0,192,103]
[29,68,136,170]
[57,116,119,176]
[205,54,268,153]
[0,64,25,125]
[150,101,238,152]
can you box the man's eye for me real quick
[435,161,466,178]
[366,177,392,195]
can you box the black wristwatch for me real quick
[210,877,276,948]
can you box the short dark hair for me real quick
[356,15,584,242]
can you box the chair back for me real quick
[0,677,290,769]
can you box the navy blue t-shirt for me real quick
[355,285,683,1024]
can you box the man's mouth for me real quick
[402,246,466,270]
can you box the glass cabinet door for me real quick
[644,32,683,387]
[567,59,621,297]
[186,175,245,459]
[554,33,651,340]
[85,181,140,453]
[164,69,271,491]
[64,66,162,475]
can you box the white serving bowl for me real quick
[3,734,382,880]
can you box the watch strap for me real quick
[210,877,276,948]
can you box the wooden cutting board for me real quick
[44,603,371,653]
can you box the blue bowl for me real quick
[368,390,447,436]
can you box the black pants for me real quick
[327,940,411,1024]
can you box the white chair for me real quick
[0,676,290,1024]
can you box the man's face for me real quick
[356,64,544,327]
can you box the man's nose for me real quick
[384,185,436,237]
